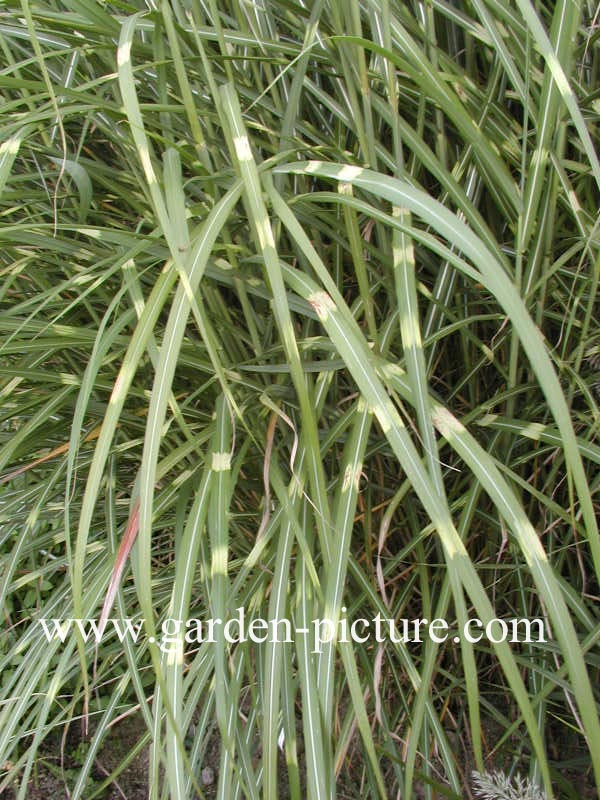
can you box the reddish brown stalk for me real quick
[0,425,102,484]
[97,498,140,642]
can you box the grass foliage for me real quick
[1,0,599,797]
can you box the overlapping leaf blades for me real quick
[1,1,598,798]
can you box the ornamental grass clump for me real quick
[0,0,599,798]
